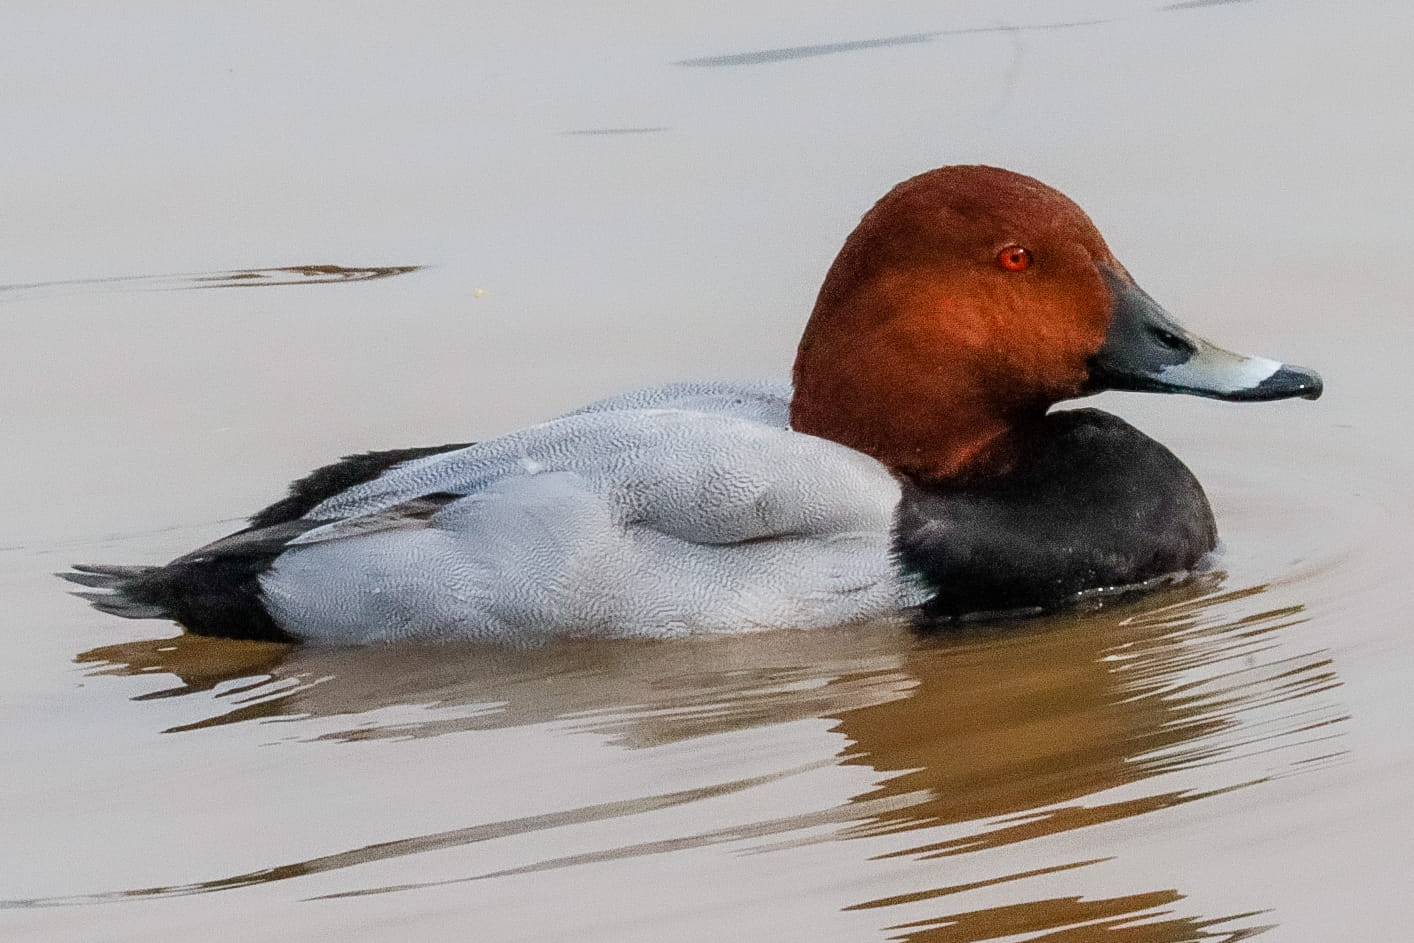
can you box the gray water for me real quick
[3,2,1411,940]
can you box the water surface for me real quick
[3,2,1411,940]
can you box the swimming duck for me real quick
[65,165,1322,644]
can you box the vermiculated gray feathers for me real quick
[258,379,921,643]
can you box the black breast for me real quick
[894,408,1217,623]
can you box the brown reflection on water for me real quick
[75,624,917,741]
[62,577,1343,925]
[75,634,292,701]
[837,585,1339,853]
[841,581,1343,940]
[0,263,420,302]
[889,891,1271,943]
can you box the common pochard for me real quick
[66,166,1322,644]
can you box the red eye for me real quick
[997,244,1032,272]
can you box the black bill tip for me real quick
[1226,363,1324,402]
[1265,364,1323,400]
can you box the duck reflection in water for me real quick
[73,577,1342,938]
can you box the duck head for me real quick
[790,165,1322,482]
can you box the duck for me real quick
[64,165,1322,645]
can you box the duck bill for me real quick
[1087,265,1323,402]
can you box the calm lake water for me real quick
[3,2,1411,940]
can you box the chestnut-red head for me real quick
[790,165,1320,482]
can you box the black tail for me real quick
[61,442,474,643]
[59,520,313,642]
[60,564,170,619]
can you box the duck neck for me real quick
[791,367,1042,482]
[789,279,1050,483]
